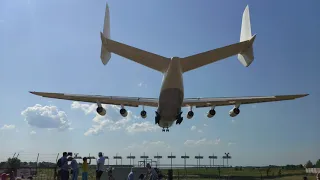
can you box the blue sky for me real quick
[0,0,319,166]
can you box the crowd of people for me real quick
[56,152,107,180]
[56,152,162,180]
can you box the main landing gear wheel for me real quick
[155,117,160,125]
[155,112,160,124]
[176,117,183,125]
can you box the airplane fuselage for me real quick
[157,57,184,128]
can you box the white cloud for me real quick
[191,126,196,131]
[191,126,203,133]
[204,124,208,127]
[71,102,104,115]
[184,138,220,147]
[126,122,158,133]
[30,131,36,135]
[0,124,16,130]
[228,142,236,146]
[138,82,147,88]
[71,102,153,135]
[21,104,70,131]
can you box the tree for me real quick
[315,159,320,168]
[305,160,313,168]
[266,167,271,177]
[7,157,21,169]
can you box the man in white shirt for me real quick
[96,152,105,180]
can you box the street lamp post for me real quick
[209,154,217,167]
[195,153,203,169]
[154,153,162,168]
[167,152,176,170]
[140,152,149,167]
[222,153,231,167]
[181,153,189,170]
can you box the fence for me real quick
[305,168,320,174]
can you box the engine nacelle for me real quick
[120,108,128,117]
[187,111,194,119]
[140,110,147,119]
[207,109,216,118]
[229,107,240,117]
[96,106,106,116]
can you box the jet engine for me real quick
[96,106,106,116]
[207,109,216,118]
[120,108,128,117]
[229,107,240,117]
[187,111,194,119]
[140,110,147,119]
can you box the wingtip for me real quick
[296,93,309,98]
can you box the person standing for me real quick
[146,163,158,180]
[127,168,133,180]
[82,157,91,180]
[70,157,79,180]
[96,152,105,180]
[58,152,69,180]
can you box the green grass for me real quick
[31,167,316,180]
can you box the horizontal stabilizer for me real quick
[100,32,170,73]
[179,5,256,73]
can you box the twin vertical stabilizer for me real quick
[100,2,111,65]
[238,5,256,67]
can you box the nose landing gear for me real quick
[162,128,169,132]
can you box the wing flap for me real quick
[183,94,309,108]
[30,91,158,107]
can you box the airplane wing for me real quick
[182,94,308,108]
[29,91,159,107]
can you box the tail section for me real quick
[100,2,111,65]
[237,5,256,67]
[179,5,256,73]
[99,2,170,72]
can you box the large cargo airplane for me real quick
[30,4,308,132]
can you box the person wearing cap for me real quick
[96,152,105,180]
[146,163,158,180]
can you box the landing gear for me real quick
[176,111,183,125]
[155,111,160,124]
[162,128,169,132]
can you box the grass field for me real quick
[30,166,317,180]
